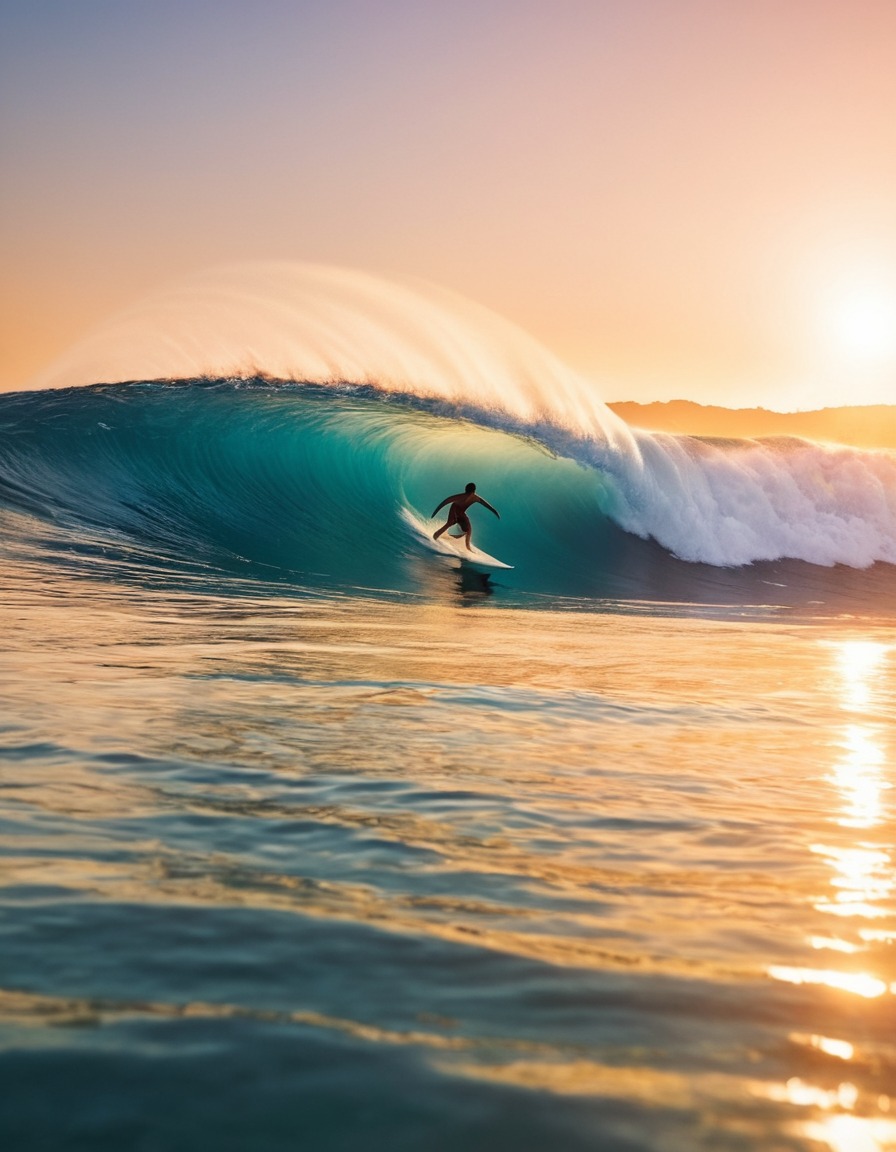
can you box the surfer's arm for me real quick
[477,497,499,518]
[431,495,458,517]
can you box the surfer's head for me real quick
[465,482,476,493]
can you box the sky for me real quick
[2,0,895,409]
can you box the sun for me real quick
[831,284,896,365]
[799,251,896,403]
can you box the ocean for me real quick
[1,271,895,1150]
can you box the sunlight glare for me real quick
[833,288,896,365]
[790,1033,855,1061]
[803,1113,896,1152]
[829,724,888,829]
[809,935,859,954]
[818,257,896,373]
[834,641,889,712]
[767,966,888,998]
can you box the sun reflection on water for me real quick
[835,640,889,712]
[767,964,889,998]
[771,638,893,994]
[820,642,893,953]
[802,1114,896,1152]
[818,640,892,935]
[829,724,889,829]
[789,1033,854,1061]
[766,638,895,1149]
[808,934,859,953]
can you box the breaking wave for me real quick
[3,263,895,612]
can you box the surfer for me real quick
[431,483,499,551]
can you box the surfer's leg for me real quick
[456,512,472,550]
[435,511,458,540]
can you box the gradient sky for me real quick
[2,0,895,408]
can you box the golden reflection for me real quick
[817,845,891,895]
[860,928,896,943]
[433,1056,695,1106]
[809,935,860,954]
[765,1077,859,1109]
[0,985,474,1053]
[812,843,894,919]
[789,1033,855,1061]
[829,725,889,829]
[802,1114,896,1152]
[761,1072,896,1152]
[767,965,888,998]
[814,902,890,921]
[766,638,895,1148]
[834,640,889,712]
[14,983,896,1152]
[770,639,894,997]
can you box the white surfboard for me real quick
[401,508,513,570]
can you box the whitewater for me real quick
[2,264,895,1152]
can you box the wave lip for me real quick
[23,261,632,451]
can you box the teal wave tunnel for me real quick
[1,380,894,613]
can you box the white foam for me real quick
[604,431,896,568]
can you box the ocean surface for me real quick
[2,272,896,1151]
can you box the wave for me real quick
[5,263,895,611]
[1,379,895,614]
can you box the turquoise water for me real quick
[2,380,895,1150]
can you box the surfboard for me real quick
[401,508,513,570]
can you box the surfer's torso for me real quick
[446,500,472,532]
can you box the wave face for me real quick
[1,379,895,613]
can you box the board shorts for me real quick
[448,507,471,533]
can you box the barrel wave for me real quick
[4,263,896,611]
[2,377,895,613]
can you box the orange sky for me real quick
[2,0,895,408]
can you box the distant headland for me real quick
[608,400,896,451]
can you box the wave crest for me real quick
[25,261,631,450]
